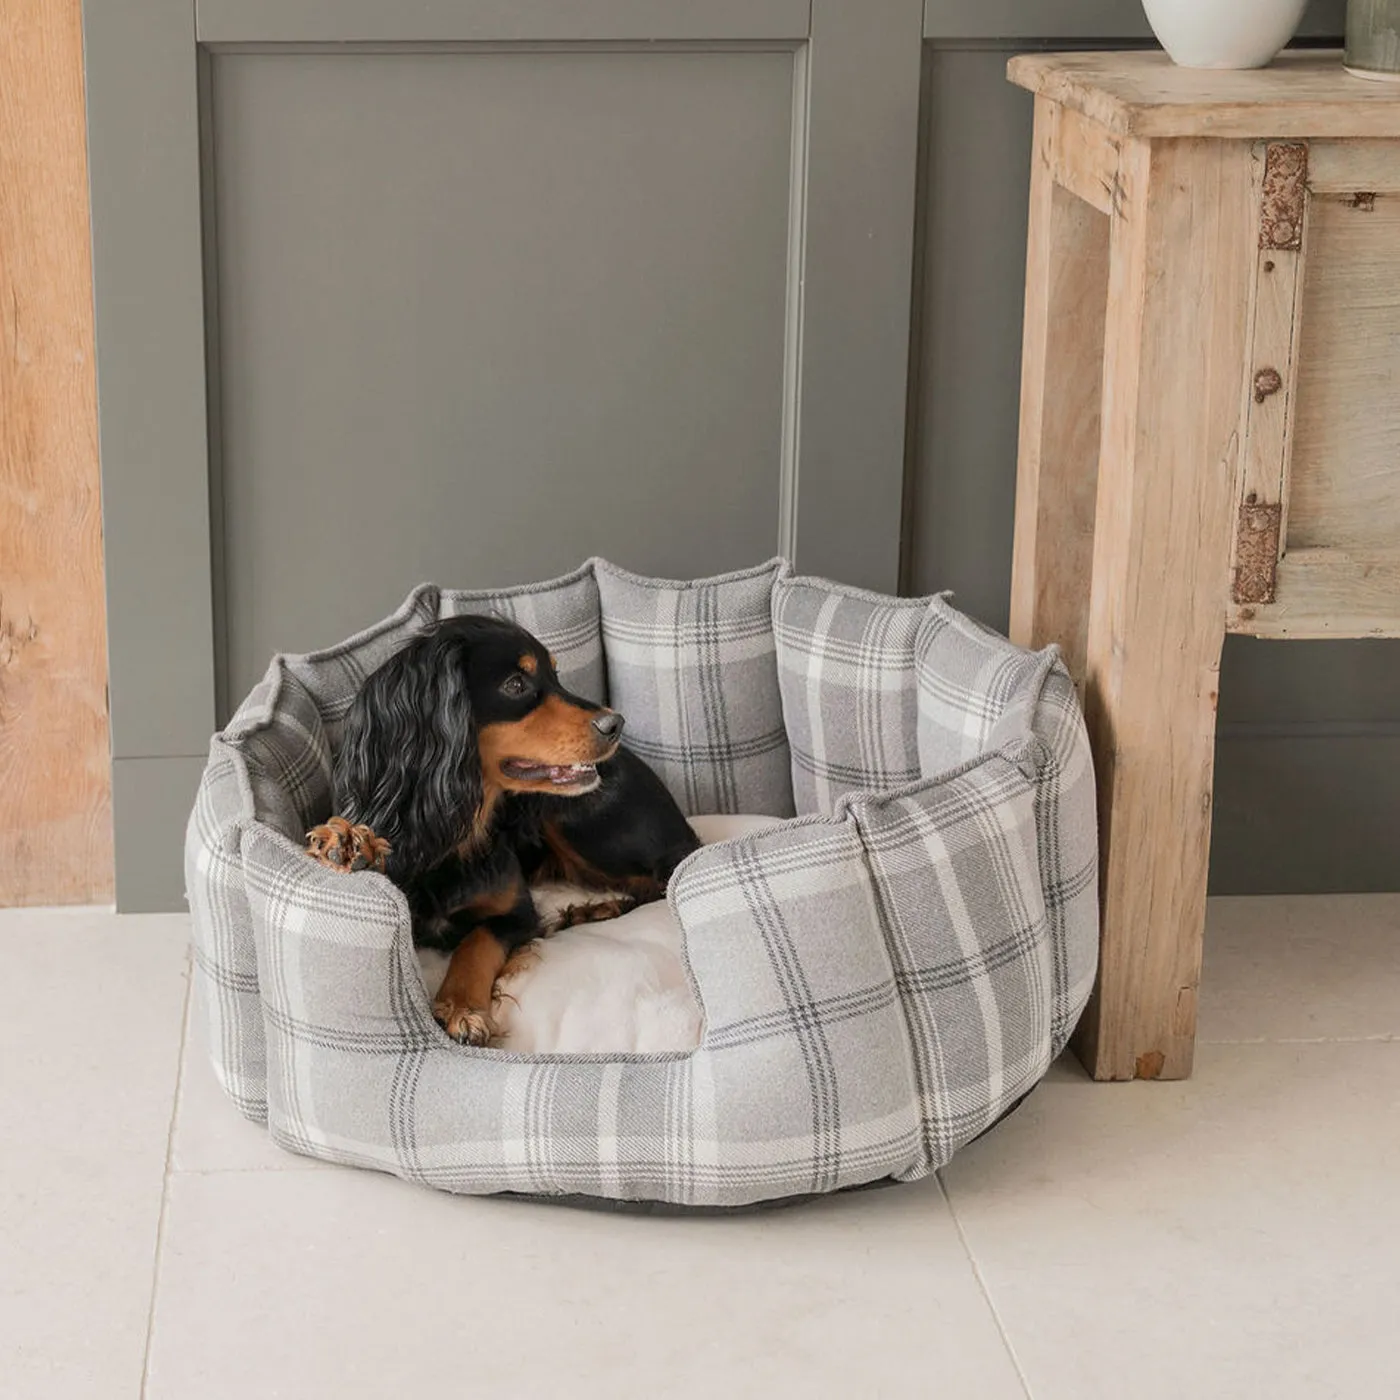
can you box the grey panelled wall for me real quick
[85,0,925,909]
[908,0,1399,895]
[85,0,1392,909]
[210,48,794,701]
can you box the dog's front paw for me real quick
[433,998,496,1047]
[552,896,636,930]
[306,817,389,873]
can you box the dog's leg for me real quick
[433,927,508,1046]
[552,895,639,930]
[306,816,389,873]
[541,872,670,930]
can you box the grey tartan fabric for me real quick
[185,737,267,1121]
[595,558,795,819]
[441,564,606,705]
[185,566,605,1125]
[915,598,1049,776]
[774,577,937,815]
[186,561,1098,1205]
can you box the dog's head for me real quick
[333,614,622,877]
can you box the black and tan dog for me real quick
[306,615,698,1045]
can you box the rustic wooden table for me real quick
[1007,52,1400,1080]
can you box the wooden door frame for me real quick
[0,0,113,906]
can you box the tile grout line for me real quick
[936,1171,1037,1400]
[138,945,193,1400]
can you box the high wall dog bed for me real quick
[186,558,1098,1209]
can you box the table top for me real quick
[1008,51,1400,140]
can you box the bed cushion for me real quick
[773,576,936,815]
[594,558,794,819]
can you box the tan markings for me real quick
[477,695,617,791]
[306,817,389,873]
[535,822,666,907]
[538,820,609,887]
[495,941,541,992]
[455,784,502,858]
[553,897,636,930]
[518,653,537,674]
[468,878,523,922]
[433,927,507,1046]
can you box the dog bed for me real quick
[186,558,1098,1208]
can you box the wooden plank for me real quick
[1075,135,1255,1081]
[1050,103,1119,215]
[1286,192,1400,553]
[1008,52,1400,140]
[197,0,812,43]
[1308,138,1400,191]
[1009,96,1109,684]
[0,0,114,905]
[83,0,216,763]
[1229,549,1400,637]
[1230,142,1309,605]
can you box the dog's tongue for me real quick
[504,758,595,784]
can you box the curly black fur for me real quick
[329,613,699,962]
[334,621,487,885]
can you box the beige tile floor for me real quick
[2,895,1397,1400]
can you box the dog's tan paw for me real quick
[346,825,390,872]
[306,817,354,871]
[306,817,389,874]
[433,999,496,1047]
[552,896,636,930]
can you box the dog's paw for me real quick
[433,999,496,1047]
[306,817,389,874]
[551,896,636,931]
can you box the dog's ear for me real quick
[332,634,482,879]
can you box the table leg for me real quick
[1010,98,1110,685]
[1075,136,1255,1080]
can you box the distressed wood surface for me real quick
[1048,102,1120,215]
[0,0,114,905]
[1307,138,1400,190]
[1231,142,1309,606]
[1074,136,1254,1081]
[1230,549,1400,637]
[1009,52,1400,139]
[1286,192,1400,553]
[1009,96,1109,686]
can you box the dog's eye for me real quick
[500,673,530,698]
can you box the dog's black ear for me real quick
[332,634,481,880]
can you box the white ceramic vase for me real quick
[1141,0,1309,69]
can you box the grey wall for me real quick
[209,48,795,702]
[85,0,1393,906]
[905,8,1399,895]
[86,0,926,909]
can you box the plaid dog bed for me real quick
[186,560,1097,1208]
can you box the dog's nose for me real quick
[592,711,624,742]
